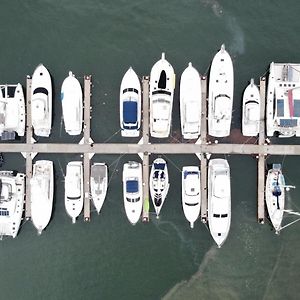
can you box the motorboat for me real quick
[208,44,234,137]
[65,161,83,223]
[30,160,54,234]
[149,158,169,218]
[181,166,201,228]
[122,161,143,225]
[61,71,83,135]
[90,163,108,214]
[31,64,52,137]
[208,158,231,247]
[180,62,202,139]
[0,171,25,239]
[242,78,260,136]
[119,67,141,137]
[150,53,175,138]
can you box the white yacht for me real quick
[90,163,108,214]
[242,79,260,136]
[149,158,169,218]
[208,159,231,248]
[266,63,300,137]
[30,160,54,235]
[122,161,143,225]
[31,64,52,137]
[208,44,234,137]
[0,171,25,239]
[0,83,25,138]
[150,53,175,138]
[61,71,83,135]
[119,67,141,137]
[181,166,201,228]
[65,161,83,223]
[180,62,202,139]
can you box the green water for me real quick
[1,1,300,299]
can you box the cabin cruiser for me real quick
[119,67,141,137]
[208,44,234,137]
[180,62,202,139]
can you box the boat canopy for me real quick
[32,99,46,121]
[213,174,230,198]
[123,100,137,124]
[126,180,138,193]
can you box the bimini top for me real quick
[123,100,137,124]
[126,180,138,193]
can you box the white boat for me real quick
[208,44,234,137]
[150,53,175,138]
[208,158,231,247]
[0,83,25,138]
[242,79,260,136]
[90,163,108,214]
[65,161,83,223]
[149,158,169,218]
[0,171,25,239]
[180,62,202,139]
[31,64,52,137]
[61,71,83,135]
[119,67,141,137]
[181,166,201,228]
[122,161,143,225]
[30,160,54,235]
[266,63,300,137]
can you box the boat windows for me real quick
[67,195,81,200]
[213,213,220,218]
[152,90,171,96]
[33,87,48,95]
[221,214,228,218]
[126,197,140,203]
[185,202,198,206]
[122,88,138,94]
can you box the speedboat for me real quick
[208,158,231,247]
[150,53,175,138]
[0,171,25,239]
[242,78,260,136]
[30,160,54,234]
[31,64,52,137]
[149,158,169,218]
[61,71,83,135]
[180,62,202,139]
[65,161,83,223]
[266,63,300,137]
[122,161,143,225]
[119,67,141,137]
[181,166,201,228]
[90,163,108,214]
[208,44,234,137]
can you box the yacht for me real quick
[208,44,234,137]
[119,67,141,137]
[150,53,175,138]
[65,161,83,223]
[31,64,52,137]
[30,160,54,235]
[61,71,83,135]
[122,161,143,225]
[180,62,202,139]
[181,166,201,228]
[208,159,231,247]
[266,63,300,137]
[242,79,260,136]
[149,158,169,218]
[90,163,108,214]
[0,171,25,239]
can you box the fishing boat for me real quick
[208,44,234,137]
[90,163,108,214]
[149,158,169,218]
[119,67,141,137]
[242,79,260,136]
[31,64,52,137]
[0,171,25,239]
[122,161,143,225]
[65,161,83,223]
[181,166,201,228]
[180,62,202,139]
[61,71,83,135]
[150,53,175,138]
[208,158,231,247]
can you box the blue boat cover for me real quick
[126,180,138,193]
[279,119,297,127]
[123,101,137,124]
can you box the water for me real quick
[1,0,300,299]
